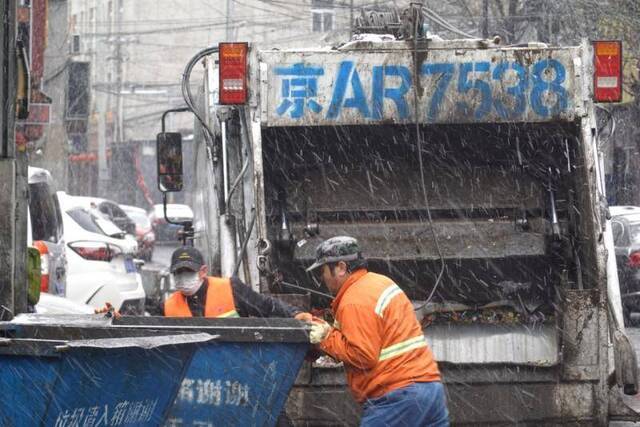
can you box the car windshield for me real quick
[125,210,151,228]
[66,208,105,235]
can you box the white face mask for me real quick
[174,271,202,296]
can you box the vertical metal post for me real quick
[0,0,18,318]
[220,119,237,277]
[217,107,236,277]
[221,120,230,204]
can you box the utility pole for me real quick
[226,0,232,41]
[350,0,354,38]
[482,0,489,38]
[114,0,125,199]
[97,93,108,196]
[98,0,114,197]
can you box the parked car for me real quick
[63,194,139,253]
[27,167,67,297]
[35,293,96,314]
[611,208,640,324]
[149,203,193,242]
[66,196,137,236]
[610,206,640,218]
[120,204,155,261]
[57,192,145,314]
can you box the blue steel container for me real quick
[0,324,214,427]
[3,316,310,427]
[111,317,310,427]
[167,341,308,427]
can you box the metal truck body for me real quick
[187,37,638,424]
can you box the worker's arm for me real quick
[230,276,302,318]
[319,304,381,370]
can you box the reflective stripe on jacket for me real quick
[319,269,440,403]
[164,276,240,318]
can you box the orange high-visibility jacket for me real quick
[319,269,441,403]
[164,276,240,318]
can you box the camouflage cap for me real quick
[306,236,363,272]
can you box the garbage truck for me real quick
[155,11,640,424]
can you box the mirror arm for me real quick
[163,193,194,246]
[161,107,191,133]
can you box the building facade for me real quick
[65,0,373,207]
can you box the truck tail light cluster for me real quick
[219,42,248,105]
[593,40,622,103]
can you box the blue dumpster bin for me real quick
[5,315,310,427]
[112,317,310,427]
[0,318,216,426]
[168,341,307,426]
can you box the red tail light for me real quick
[628,252,640,268]
[593,40,622,103]
[68,241,122,262]
[219,42,248,105]
[33,240,50,292]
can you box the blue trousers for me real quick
[361,382,449,427]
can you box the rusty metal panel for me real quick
[284,165,544,214]
[293,219,546,261]
[285,372,598,425]
[260,46,581,126]
[562,289,602,381]
[446,382,596,424]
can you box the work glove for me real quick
[95,302,121,319]
[294,312,313,322]
[309,319,332,344]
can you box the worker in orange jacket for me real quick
[163,246,312,321]
[99,246,312,322]
[306,236,448,426]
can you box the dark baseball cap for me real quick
[306,236,363,272]
[170,246,205,273]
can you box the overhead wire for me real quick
[409,5,446,311]
[422,6,476,39]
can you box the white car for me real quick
[61,194,139,255]
[57,192,145,314]
[610,206,640,217]
[35,293,95,314]
[63,195,139,251]
[149,203,194,241]
[28,167,67,297]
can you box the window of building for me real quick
[311,0,335,32]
